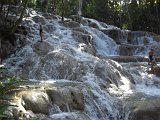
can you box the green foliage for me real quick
[28,0,37,8]
[82,0,96,18]
[1,64,42,120]
[0,73,26,119]
[0,0,160,34]
[0,66,40,119]
[122,23,129,30]
[0,76,26,94]
[0,104,17,120]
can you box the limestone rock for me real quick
[94,59,135,86]
[21,91,51,115]
[101,29,125,44]
[32,16,46,25]
[33,41,54,56]
[119,43,145,56]
[124,93,160,120]
[59,21,80,28]
[31,51,81,80]
[151,66,160,76]
[72,30,96,56]
[88,22,99,29]
[46,87,84,112]
[43,23,56,33]
[81,18,89,26]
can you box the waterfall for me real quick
[2,8,160,120]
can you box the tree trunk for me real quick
[147,5,153,32]
[11,0,29,34]
[4,1,12,26]
[0,0,4,13]
[156,1,160,34]
[126,1,133,30]
[50,0,56,14]
[61,0,64,21]
[45,0,51,13]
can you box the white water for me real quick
[2,9,160,120]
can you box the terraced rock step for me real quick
[99,56,160,63]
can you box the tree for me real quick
[11,0,29,34]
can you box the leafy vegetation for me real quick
[0,66,40,120]
[0,76,22,119]
[0,0,160,34]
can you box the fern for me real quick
[0,66,41,119]
[0,75,26,120]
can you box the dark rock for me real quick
[32,16,46,24]
[46,87,84,112]
[101,29,125,44]
[59,21,80,28]
[119,44,145,56]
[130,98,160,120]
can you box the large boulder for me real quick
[43,23,56,33]
[33,41,54,56]
[72,30,96,55]
[31,51,84,80]
[101,29,125,44]
[4,81,87,120]
[32,16,46,24]
[46,87,84,112]
[21,91,51,115]
[123,93,160,120]
[119,43,145,56]
[94,59,135,86]
[149,65,160,77]
[59,21,80,28]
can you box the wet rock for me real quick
[46,87,84,112]
[154,67,160,76]
[89,22,99,29]
[72,30,96,55]
[127,31,156,45]
[72,31,92,44]
[42,13,58,20]
[21,91,51,115]
[124,93,160,120]
[33,41,54,56]
[152,66,160,76]
[108,59,135,84]
[78,43,96,56]
[81,18,89,26]
[51,112,90,120]
[72,27,89,34]
[132,98,160,120]
[59,21,80,28]
[43,23,56,33]
[100,56,148,63]
[94,59,135,86]
[102,29,125,44]
[119,43,145,56]
[32,16,46,25]
[32,51,79,80]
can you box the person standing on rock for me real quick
[148,48,155,65]
[39,24,43,42]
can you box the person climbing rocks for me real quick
[148,48,155,65]
[39,24,43,42]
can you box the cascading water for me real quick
[2,9,160,120]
